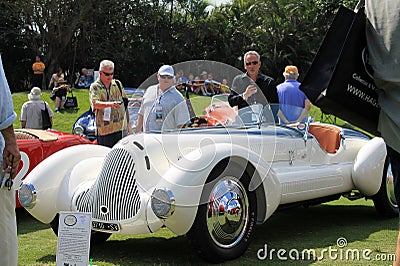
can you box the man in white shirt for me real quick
[0,54,21,266]
[136,65,190,132]
[20,87,54,129]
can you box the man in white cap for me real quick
[136,65,190,132]
[0,54,21,266]
[20,87,54,129]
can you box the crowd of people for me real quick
[25,50,313,132]
[175,69,230,96]
[24,52,313,134]
[31,59,94,114]
[131,50,311,133]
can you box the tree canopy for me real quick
[0,0,358,91]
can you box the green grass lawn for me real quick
[17,198,398,265]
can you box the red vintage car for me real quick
[14,129,95,208]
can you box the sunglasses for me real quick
[160,75,174,80]
[1,156,14,191]
[245,61,259,66]
[102,71,114,76]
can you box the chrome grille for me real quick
[75,148,141,221]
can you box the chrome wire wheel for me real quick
[385,163,397,210]
[187,162,257,263]
[206,177,249,248]
[373,160,399,218]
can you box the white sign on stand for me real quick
[56,211,92,266]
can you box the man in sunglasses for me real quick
[228,50,279,109]
[0,54,21,266]
[89,59,132,147]
[136,65,190,132]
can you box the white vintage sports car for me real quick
[19,100,395,262]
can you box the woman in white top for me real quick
[48,66,65,89]
[20,87,54,129]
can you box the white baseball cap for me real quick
[158,65,174,77]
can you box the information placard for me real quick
[56,211,92,266]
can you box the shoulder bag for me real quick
[115,79,130,123]
[115,79,129,110]
[300,6,379,135]
[64,91,78,109]
[41,102,52,129]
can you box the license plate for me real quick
[92,221,119,232]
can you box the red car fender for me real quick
[14,129,95,208]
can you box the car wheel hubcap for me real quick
[206,177,249,248]
[386,164,397,209]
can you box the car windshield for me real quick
[125,88,144,130]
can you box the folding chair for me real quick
[320,112,337,124]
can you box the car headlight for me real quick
[73,125,84,136]
[151,188,175,219]
[18,183,37,209]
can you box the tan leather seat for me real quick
[14,129,58,141]
[309,124,342,153]
[14,131,37,140]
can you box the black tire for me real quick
[372,159,398,218]
[50,214,112,244]
[187,161,257,263]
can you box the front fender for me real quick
[352,137,387,196]
[156,142,280,235]
[21,144,110,224]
